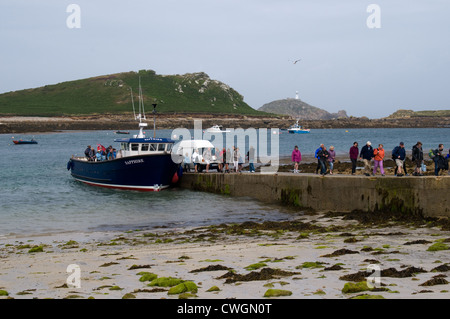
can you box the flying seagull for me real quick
[292,59,302,64]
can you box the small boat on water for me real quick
[287,121,310,134]
[67,79,182,192]
[206,125,230,133]
[114,130,130,135]
[13,139,38,145]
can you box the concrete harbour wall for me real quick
[179,173,450,218]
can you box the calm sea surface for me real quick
[0,127,448,238]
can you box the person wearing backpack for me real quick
[411,142,424,176]
[447,149,450,175]
[392,142,406,176]
[315,144,324,174]
[433,144,447,176]
[318,146,330,175]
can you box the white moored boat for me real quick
[206,125,230,133]
[287,120,310,134]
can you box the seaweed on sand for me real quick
[217,267,300,284]
[321,249,359,258]
[419,276,449,287]
[340,266,427,282]
[381,267,427,277]
[207,220,327,235]
[326,210,450,231]
[189,264,232,273]
[430,264,450,273]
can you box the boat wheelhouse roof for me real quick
[114,137,175,144]
[177,139,215,149]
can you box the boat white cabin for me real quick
[116,137,175,157]
[206,125,230,133]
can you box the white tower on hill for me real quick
[295,91,299,100]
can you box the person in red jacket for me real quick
[373,144,385,176]
[349,142,359,175]
[291,145,302,173]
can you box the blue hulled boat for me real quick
[13,139,38,144]
[67,80,182,191]
[67,136,181,191]
[287,120,310,134]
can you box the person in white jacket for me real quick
[192,149,200,173]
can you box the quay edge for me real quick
[179,173,450,219]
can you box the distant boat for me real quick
[114,131,130,135]
[287,121,310,134]
[206,125,230,133]
[13,139,38,145]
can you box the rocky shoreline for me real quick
[1,115,449,134]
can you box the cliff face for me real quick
[258,98,348,120]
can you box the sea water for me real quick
[0,127,448,238]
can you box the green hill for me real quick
[0,70,265,116]
[387,109,450,118]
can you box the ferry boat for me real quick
[287,120,310,134]
[67,80,182,192]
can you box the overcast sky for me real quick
[1,0,449,118]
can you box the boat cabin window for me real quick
[131,143,139,151]
[120,142,172,153]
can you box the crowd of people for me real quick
[292,142,450,176]
[84,145,117,161]
[184,146,256,173]
[83,140,449,177]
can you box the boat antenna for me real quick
[152,103,157,138]
[130,87,136,119]
[138,76,146,121]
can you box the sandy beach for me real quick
[1,210,449,300]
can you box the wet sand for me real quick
[1,211,449,299]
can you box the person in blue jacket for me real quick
[392,142,406,176]
[314,144,324,174]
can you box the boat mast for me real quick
[152,103,157,138]
[130,87,136,119]
[138,76,146,121]
[136,76,148,138]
